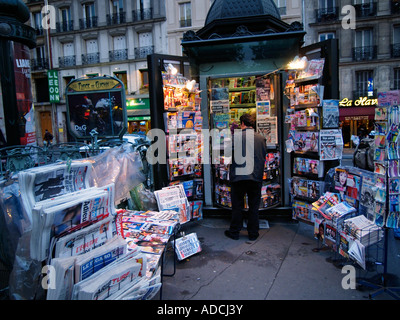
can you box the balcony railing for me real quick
[106,12,126,25]
[81,52,100,65]
[315,7,339,22]
[31,58,49,71]
[132,8,153,22]
[352,46,377,61]
[56,20,74,33]
[354,2,377,18]
[79,17,98,29]
[58,55,76,68]
[109,49,128,61]
[392,43,400,58]
[134,46,154,59]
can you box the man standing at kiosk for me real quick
[225,113,267,241]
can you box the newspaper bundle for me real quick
[30,184,115,261]
[47,235,130,299]
[71,249,147,300]
[343,215,383,247]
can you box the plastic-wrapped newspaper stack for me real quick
[2,146,177,300]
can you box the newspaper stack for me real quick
[343,215,383,247]
[47,235,143,300]
[30,184,115,261]
[324,201,357,228]
[154,184,190,224]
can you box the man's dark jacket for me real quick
[229,128,267,183]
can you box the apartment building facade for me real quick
[303,0,400,146]
[26,0,167,143]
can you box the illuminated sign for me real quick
[67,78,122,92]
[48,70,60,103]
[339,97,378,107]
[65,75,127,139]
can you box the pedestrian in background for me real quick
[44,129,53,147]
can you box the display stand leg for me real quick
[357,228,400,300]
[159,230,178,300]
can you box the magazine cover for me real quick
[359,174,377,221]
[322,100,339,129]
[334,168,348,192]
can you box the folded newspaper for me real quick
[19,161,93,219]
[154,185,190,224]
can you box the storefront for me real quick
[339,96,377,147]
[126,97,151,134]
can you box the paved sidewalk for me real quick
[160,217,400,300]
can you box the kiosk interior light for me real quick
[185,79,196,91]
[167,63,178,75]
[287,56,308,70]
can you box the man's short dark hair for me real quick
[240,113,255,128]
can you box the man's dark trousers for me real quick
[229,180,262,238]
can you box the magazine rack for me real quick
[286,58,341,225]
[355,91,400,300]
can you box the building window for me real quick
[59,42,76,67]
[32,12,43,35]
[355,70,374,99]
[319,32,335,42]
[135,32,154,59]
[316,0,338,22]
[179,2,192,28]
[57,7,73,32]
[80,2,97,29]
[31,46,48,71]
[140,69,149,89]
[353,29,376,61]
[273,0,286,15]
[114,71,128,94]
[353,0,377,17]
[394,68,400,90]
[110,36,127,61]
[393,25,400,58]
[82,39,99,65]
[108,0,125,25]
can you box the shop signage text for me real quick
[339,97,378,107]
[68,79,121,92]
[47,70,60,103]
